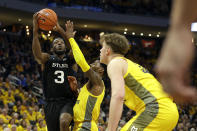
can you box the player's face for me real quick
[53,38,66,55]
[90,60,104,77]
[100,40,109,65]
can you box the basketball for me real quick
[37,8,57,31]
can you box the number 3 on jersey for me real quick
[54,70,64,83]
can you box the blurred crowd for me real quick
[21,0,171,17]
[0,32,46,130]
[0,27,197,131]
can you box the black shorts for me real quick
[44,99,75,131]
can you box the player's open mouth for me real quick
[57,46,62,49]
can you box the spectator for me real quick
[0,108,11,124]
[0,65,6,76]
[11,125,17,131]
[0,117,4,130]
[19,74,27,89]
[15,62,24,73]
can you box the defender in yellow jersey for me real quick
[99,33,179,131]
[73,81,105,131]
[65,21,105,131]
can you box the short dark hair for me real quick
[52,37,64,47]
[102,33,129,55]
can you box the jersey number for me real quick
[54,71,64,83]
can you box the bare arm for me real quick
[155,0,197,103]
[32,13,49,64]
[171,0,197,28]
[107,59,125,131]
[85,66,103,86]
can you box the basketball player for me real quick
[99,33,179,131]
[32,13,76,131]
[65,20,105,131]
[155,0,197,104]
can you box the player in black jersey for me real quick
[32,13,77,131]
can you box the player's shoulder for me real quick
[107,59,123,73]
[115,57,127,62]
[45,55,55,62]
[108,57,127,68]
[108,57,128,75]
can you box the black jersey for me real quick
[42,55,75,100]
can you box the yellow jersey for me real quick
[117,57,170,112]
[0,125,3,131]
[118,57,179,131]
[73,83,105,131]
[37,124,48,131]
[0,114,11,124]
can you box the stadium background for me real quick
[0,0,196,130]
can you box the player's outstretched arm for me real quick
[32,13,49,64]
[65,21,103,86]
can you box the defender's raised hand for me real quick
[65,20,76,39]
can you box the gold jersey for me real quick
[73,83,105,131]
